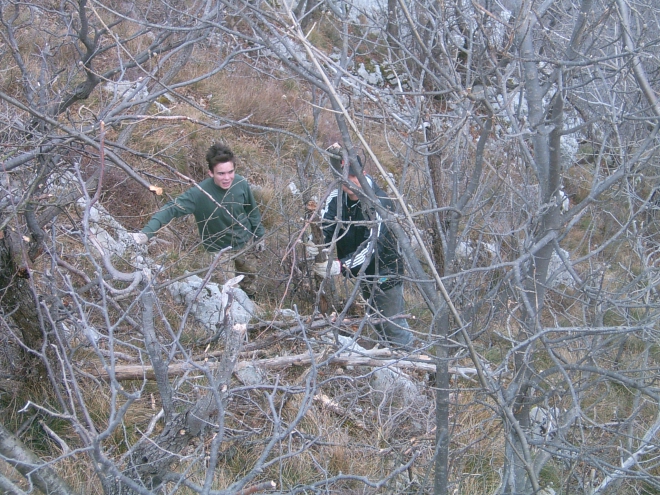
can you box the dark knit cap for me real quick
[330,155,362,177]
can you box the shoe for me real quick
[239,283,257,297]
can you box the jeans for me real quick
[362,282,412,346]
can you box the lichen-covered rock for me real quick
[168,275,257,333]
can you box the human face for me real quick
[342,174,361,201]
[209,161,235,190]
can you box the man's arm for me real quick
[338,178,387,274]
[320,189,374,271]
[320,190,339,245]
[312,191,344,278]
[244,183,264,240]
[141,188,199,238]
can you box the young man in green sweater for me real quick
[132,144,265,296]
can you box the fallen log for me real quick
[85,347,477,382]
[194,313,414,359]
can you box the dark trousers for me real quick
[361,282,412,346]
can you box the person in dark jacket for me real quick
[132,143,264,295]
[314,143,413,347]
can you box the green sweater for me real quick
[142,175,264,252]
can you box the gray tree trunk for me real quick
[0,423,78,495]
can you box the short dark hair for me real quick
[206,143,235,171]
[330,155,362,177]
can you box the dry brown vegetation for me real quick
[1,0,660,494]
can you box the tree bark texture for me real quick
[103,322,246,494]
[0,228,44,354]
[0,423,78,495]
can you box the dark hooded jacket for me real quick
[321,176,403,287]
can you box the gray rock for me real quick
[548,248,574,288]
[277,308,297,320]
[370,368,424,410]
[357,62,383,86]
[235,364,268,386]
[168,275,257,333]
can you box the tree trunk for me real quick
[433,311,450,495]
[386,0,399,49]
[428,150,445,276]
[0,227,45,357]
[103,321,246,494]
[298,158,341,315]
[0,423,78,495]
[427,132,450,495]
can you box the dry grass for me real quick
[208,67,306,130]
[4,7,660,495]
[448,388,504,493]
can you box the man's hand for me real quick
[325,142,342,159]
[131,232,148,245]
[326,143,344,174]
[254,239,266,252]
[313,259,341,277]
